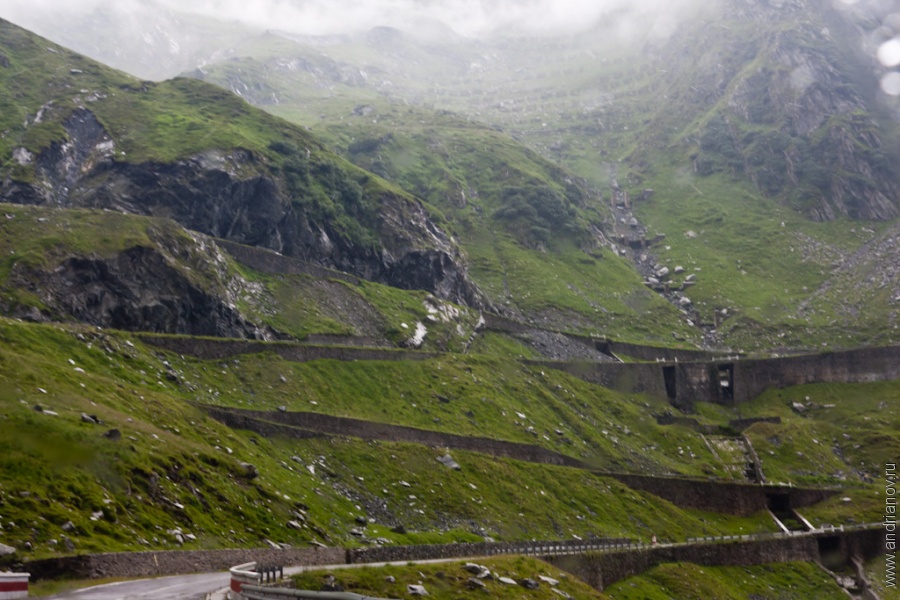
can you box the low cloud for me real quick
[2,0,693,39]
[155,0,688,37]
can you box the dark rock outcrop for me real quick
[670,0,900,221]
[7,244,276,339]
[2,108,487,309]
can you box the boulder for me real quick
[407,584,429,595]
[499,577,517,585]
[539,575,560,586]
[238,462,259,480]
[436,455,461,470]
[519,578,540,589]
[0,542,15,555]
[463,563,491,578]
[467,578,486,590]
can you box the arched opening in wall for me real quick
[766,492,791,517]
[817,535,844,569]
[718,363,734,402]
[663,366,677,401]
[595,341,614,359]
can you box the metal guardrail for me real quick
[682,522,880,546]
[230,523,883,598]
[241,586,390,600]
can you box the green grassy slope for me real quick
[192,64,701,344]
[0,203,481,348]
[604,561,849,600]
[0,319,778,561]
[291,556,609,599]
[186,0,900,352]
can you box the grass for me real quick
[0,318,782,562]
[864,557,900,600]
[190,351,734,478]
[0,19,473,280]
[634,165,897,351]
[604,561,848,599]
[181,0,900,354]
[292,556,608,599]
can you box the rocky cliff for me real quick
[686,0,900,221]
[0,20,486,311]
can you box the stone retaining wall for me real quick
[204,406,837,516]
[140,335,900,410]
[218,240,361,285]
[346,538,628,564]
[139,335,437,363]
[24,546,345,582]
[204,406,585,468]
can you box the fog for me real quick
[2,0,694,39]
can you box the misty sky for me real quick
[1,0,691,38]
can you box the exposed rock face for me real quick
[7,244,277,339]
[1,108,486,309]
[722,29,899,220]
[676,0,900,221]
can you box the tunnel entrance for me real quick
[717,363,734,402]
[663,366,677,401]
[767,493,791,516]
[595,341,614,359]
[817,536,844,568]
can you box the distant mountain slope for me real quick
[655,1,900,221]
[187,9,900,351]
[0,18,483,308]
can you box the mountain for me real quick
[181,1,900,351]
[0,13,895,598]
[0,18,488,311]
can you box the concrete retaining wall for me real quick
[548,536,820,590]
[547,528,886,590]
[731,346,900,404]
[141,333,900,411]
[204,406,837,516]
[533,345,900,409]
[607,475,836,516]
[530,360,671,398]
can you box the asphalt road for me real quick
[43,559,459,600]
[44,572,230,600]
